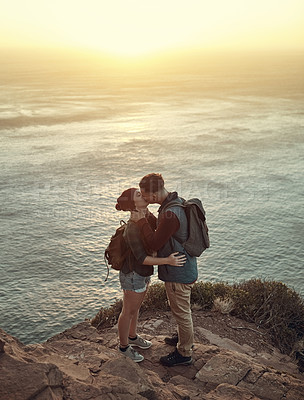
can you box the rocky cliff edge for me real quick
[1,310,303,400]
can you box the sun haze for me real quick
[1,0,304,58]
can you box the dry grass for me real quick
[213,297,235,314]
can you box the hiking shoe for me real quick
[119,345,144,362]
[160,349,192,367]
[128,335,152,349]
[164,333,178,346]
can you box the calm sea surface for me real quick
[1,52,303,344]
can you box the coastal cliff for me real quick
[1,308,303,400]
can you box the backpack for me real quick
[162,198,210,257]
[104,220,131,281]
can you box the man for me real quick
[134,173,198,366]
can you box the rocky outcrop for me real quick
[0,314,303,400]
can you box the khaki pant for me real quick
[165,282,194,357]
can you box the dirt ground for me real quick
[139,308,275,355]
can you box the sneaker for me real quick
[119,345,144,362]
[160,349,192,367]
[164,333,178,346]
[128,335,152,349]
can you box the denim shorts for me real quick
[119,271,151,293]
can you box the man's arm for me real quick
[136,210,180,251]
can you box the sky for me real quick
[1,0,303,57]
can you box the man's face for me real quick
[140,188,157,204]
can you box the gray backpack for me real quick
[163,198,210,257]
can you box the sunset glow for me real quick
[1,0,304,57]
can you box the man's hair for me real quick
[139,173,164,193]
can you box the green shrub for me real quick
[191,281,216,309]
[91,298,122,329]
[91,279,304,354]
[141,283,168,311]
[231,279,304,354]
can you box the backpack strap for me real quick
[161,198,185,213]
[161,199,187,249]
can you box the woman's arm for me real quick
[142,252,186,266]
[125,221,185,267]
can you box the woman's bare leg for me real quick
[118,289,146,347]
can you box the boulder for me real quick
[0,353,63,400]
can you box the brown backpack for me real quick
[104,220,132,281]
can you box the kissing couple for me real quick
[115,173,198,366]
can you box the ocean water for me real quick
[0,52,303,344]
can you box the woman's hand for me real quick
[166,252,187,267]
[143,251,187,267]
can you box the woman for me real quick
[115,187,186,362]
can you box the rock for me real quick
[205,383,260,400]
[1,314,303,400]
[0,353,63,400]
[195,353,252,385]
[169,375,202,398]
[238,370,304,400]
[0,339,5,353]
[100,357,156,393]
[196,326,255,356]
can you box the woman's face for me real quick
[133,189,148,210]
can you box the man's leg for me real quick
[165,282,194,357]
